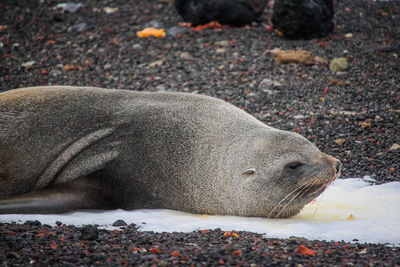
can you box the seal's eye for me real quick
[286,161,304,171]
[243,168,256,176]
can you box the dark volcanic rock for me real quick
[1,223,400,266]
[79,225,99,240]
[174,0,266,26]
[272,0,334,39]
[112,219,128,227]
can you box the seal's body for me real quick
[0,86,340,217]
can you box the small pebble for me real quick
[180,52,193,60]
[167,26,190,37]
[144,20,162,29]
[21,61,36,68]
[56,2,82,13]
[67,22,87,32]
[112,219,128,227]
[155,84,166,91]
[330,57,349,72]
[79,225,99,240]
[103,7,118,14]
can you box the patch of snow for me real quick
[1,177,399,244]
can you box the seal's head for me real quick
[234,129,341,218]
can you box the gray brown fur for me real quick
[0,86,340,217]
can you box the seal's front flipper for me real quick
[0,175,115,214]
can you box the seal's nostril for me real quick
[324,155,342,175]
[334,160,342,174]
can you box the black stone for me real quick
[79,225,99,240]
[112,219,128,227]
[272,0,334,39]
[174,0,266,26]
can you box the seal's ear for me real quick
[242,168,256,177]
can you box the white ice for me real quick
[1,177,399,245]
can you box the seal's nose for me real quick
[334,160,342,174]
[324,155,342,176]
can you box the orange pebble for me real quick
[137,27,166,38]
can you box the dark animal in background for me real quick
[174,0,266,26]
[272,0,334,39]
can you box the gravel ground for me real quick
[0,0,399,266]
[1,221,400,266]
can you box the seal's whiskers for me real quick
[267,181,311,218]
[311,177,337,218]
[273,181,313,218]
[296,177,322,218]
[272,178,317,218]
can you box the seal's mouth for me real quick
[267,180,332,218]
[307,172,340,195]
[267,169,340,219]
[303,173,339,199]
[303,183,327,196]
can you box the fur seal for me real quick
[0,86,341,217]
